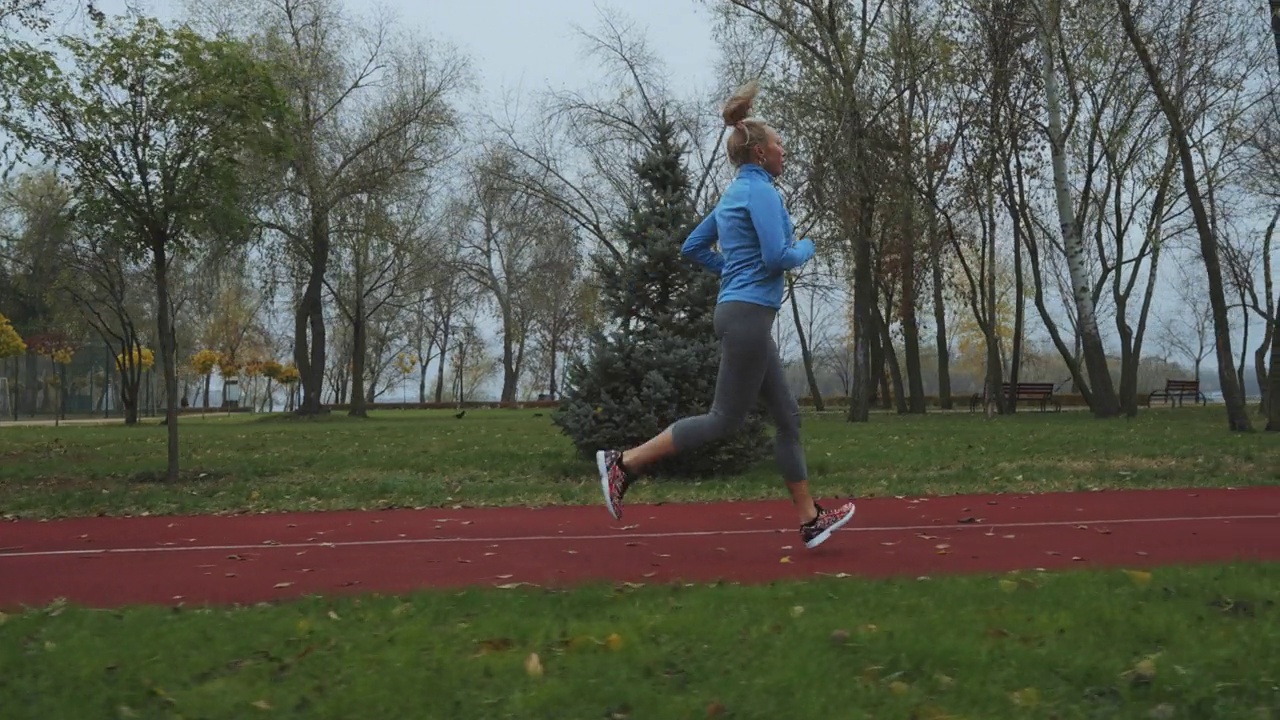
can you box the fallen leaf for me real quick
[779,556,792,564]
[605,633,624,651]
[1009,688,1040,707]
[1124,655,1159,685]
[524,652,544,677]
[1126,568,1157,586]
[790,605,805,617]
[888,680,911,696]
[251,699,272,710]
[328,611,340,620]
[859,623,879,633]
[474,638,515,656]
[274,582,293,589]
[936,543,951,550]
[934,673,956,689]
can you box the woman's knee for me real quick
[775,407,802,440]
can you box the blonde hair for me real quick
[722,80,772,167]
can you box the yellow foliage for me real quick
[116,346,154,371]
[395,352,418,376]
[277,363,300,384]
[243,359,265,377]
[190,348,220,375]
[261,360,284,381]
[0,314,26,359]
[218,355,241,378]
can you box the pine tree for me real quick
[553,114,771,478]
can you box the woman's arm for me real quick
[680,211,725,273]
[748,183,814,274]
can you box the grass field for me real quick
[2,563,1278,719]
[1,406,1276,519]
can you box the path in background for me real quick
[2,486,1277,609]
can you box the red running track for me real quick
[2,486,1278,609]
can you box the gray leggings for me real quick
[669,301,808,482]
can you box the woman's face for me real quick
[754,129,785,177]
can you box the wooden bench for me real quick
[1148,379,1206,407]
[968,382,1062,412]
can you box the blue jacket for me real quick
[680,163,815,310]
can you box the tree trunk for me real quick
[787,278,824,411]
[419,336,432,404]
[1009,201,1026,413]
[500,305,519,403]
[1268,288,1280,430]
[929,216,952,409]
[875,301,908,413]
[1117,0,1253,431]
[152,239,180,481]
[848,194,876,423]
[1010,142,1094,407]
[434,319,451,404]
[295,209,330,415]
[1040,0,1120,419]
[348,295,368,418]
[548,340,559,400]
[897,124,925,414]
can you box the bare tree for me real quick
[1115,0,1264,430]
[186,0,471,415]
[454,148,558,403]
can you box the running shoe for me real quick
[596,449,634,520]
[801,500,857,548]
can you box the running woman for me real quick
[594,80,858,550]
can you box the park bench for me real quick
[1148,378,1206,407]
[968,382,1062,412]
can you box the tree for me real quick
[196,0,470,415]
[1115,0,1255,431]
[456,149,551,403]
[327,187,431,417]
[554,115,770,478]
[0,15,292,476]
[1034,0,1123,418]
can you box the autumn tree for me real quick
[185,0,471,415]
[0,15,292,476]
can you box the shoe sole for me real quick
[596,450,620,520]
[804,503,857,549]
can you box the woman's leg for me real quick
[756,334,816,523]
[597,302,773,519]
[757,334,857,548]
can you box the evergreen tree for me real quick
[553,114,771,478]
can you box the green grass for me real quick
[3,563,1279,719]
[0,406,1276,519]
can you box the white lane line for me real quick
[0,513,1276,560]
